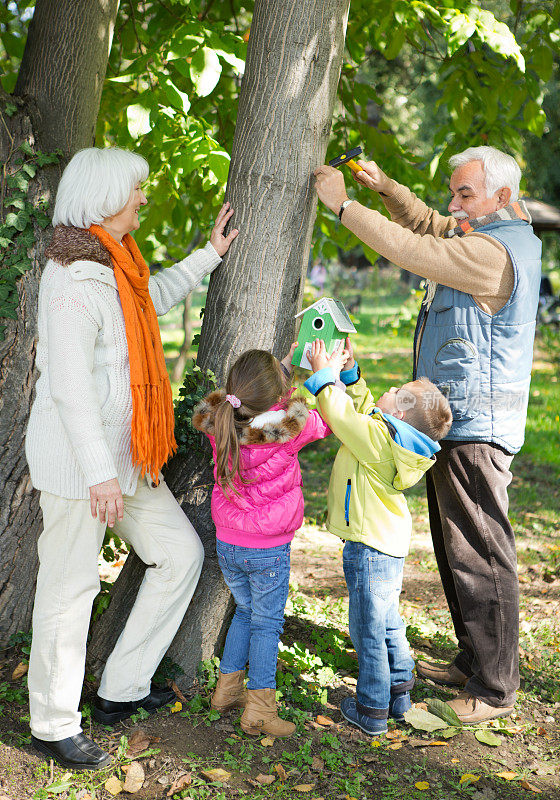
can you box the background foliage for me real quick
[2,0,560,273]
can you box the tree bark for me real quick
[0,0,119,646]
[171,295,193,383]
[88,0,351,685]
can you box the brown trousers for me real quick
[425,441,518,707]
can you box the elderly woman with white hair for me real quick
[25,147,238,770]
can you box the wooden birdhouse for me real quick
[292,297,357,370]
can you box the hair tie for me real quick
[225,394,241,408]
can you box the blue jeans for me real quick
[216,540,291,690]
[343,540,414,710]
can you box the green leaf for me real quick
[474,729,502,747]
[426,698,463,728]
[207,150,230,184]
[189,46,222,97]
[439,726,463,738]
[403,707,449,732]
[162,78,191,114]
[126,103,152,139]
[531,44,553,81]
[384,28,406,60]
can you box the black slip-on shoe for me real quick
[31,733,111,771]
[93,685,176,725]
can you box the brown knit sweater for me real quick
[342,178,514,315]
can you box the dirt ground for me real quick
[0,523,559,800]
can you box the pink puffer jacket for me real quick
[192,390,330,547]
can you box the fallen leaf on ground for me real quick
[201,768,231,782]
[475,729,502,747]
[123,761,144,793]
[426,740,449,746]
[385,730,404,740]
[451,758,460,763]
[415,782,430,791]
[170,701,182,713]
[105,776,124,796]
[496,772,518,780]
[316,715,334,726]
[294,785,315,793]
[403,707,448,732]
[342,676,357,685]
[167,772,192,796]
[459,774,480,786]
[11,662,28,680]
[255,774,276,785]
[388,743,402,750]
[536,727,546,736]
[311,756,324,771]
[170,681,186,703]
[413,702,428,711]
[275,764,287,781]
[520,780,542,793]
[127,729,151,754]
[260,736,275,746]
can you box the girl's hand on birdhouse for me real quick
[343,337,356,371]
[308,339,330,373]
[209,202,239,257]
[313,165,349,214]
[280,342,298,374]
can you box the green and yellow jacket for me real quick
[304,364,439,557]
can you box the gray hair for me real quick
[449,146,520,202]
[52,147,149,228]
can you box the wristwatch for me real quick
[338,199,354,221]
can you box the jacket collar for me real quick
[45,225,117,287]
[193,390,309,445]
[444,200,531,239]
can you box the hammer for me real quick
[329,146,363,174]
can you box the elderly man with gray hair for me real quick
[314,145,541,723]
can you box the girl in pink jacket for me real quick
[193,347,330,737]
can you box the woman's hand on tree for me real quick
[280,342,298,373]
[210,202,239,257]
[90,477,124,527]
[353,160,390,193]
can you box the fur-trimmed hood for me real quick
[45,225,113,267]
[192,390,309,445]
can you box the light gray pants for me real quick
[28,476,204,741]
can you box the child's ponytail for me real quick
[213,349,289,494]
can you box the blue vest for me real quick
[414,220,541,453]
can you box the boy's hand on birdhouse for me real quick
[343,337,356,371]
[280,342,298,373]
[326,340,350,379]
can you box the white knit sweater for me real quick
[25,241,221,499]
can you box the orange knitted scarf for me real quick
[89,224,176,483]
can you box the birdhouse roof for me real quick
[295,297,357,333]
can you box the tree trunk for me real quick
[0,0,119,646]
[88,0,351,685]
[171,295,193,383]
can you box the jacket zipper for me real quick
[344,479,351,526]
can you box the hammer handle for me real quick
[346,159,362,174]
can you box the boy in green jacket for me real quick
[304,339,452,735]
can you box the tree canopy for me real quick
[1,0,559,268]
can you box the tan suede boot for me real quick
[211,670,247,712]
[240,688,295,737]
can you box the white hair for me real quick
[449,146,521,202]
[52,147,149,228]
